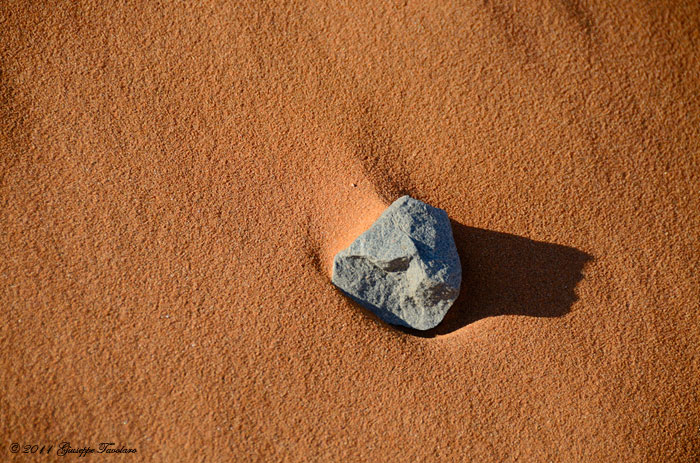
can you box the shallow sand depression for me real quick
[1,1,699,461]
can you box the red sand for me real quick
[1,1,699,461]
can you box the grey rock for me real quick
[332,195,461,330]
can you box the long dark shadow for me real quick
[398,221,593,338]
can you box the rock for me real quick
[332,195,462,330]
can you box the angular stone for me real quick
[332,195,461,330]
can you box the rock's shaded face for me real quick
[332,196,462,330]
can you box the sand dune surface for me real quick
[1,1,699,461]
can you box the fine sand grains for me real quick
[1,1,699,461]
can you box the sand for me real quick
[1,1,699,461]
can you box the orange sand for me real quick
[1,1,699,461]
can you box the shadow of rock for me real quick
[397,222,593,338]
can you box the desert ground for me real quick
[1,1,699,461]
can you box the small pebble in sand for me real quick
[332,195,461,330]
